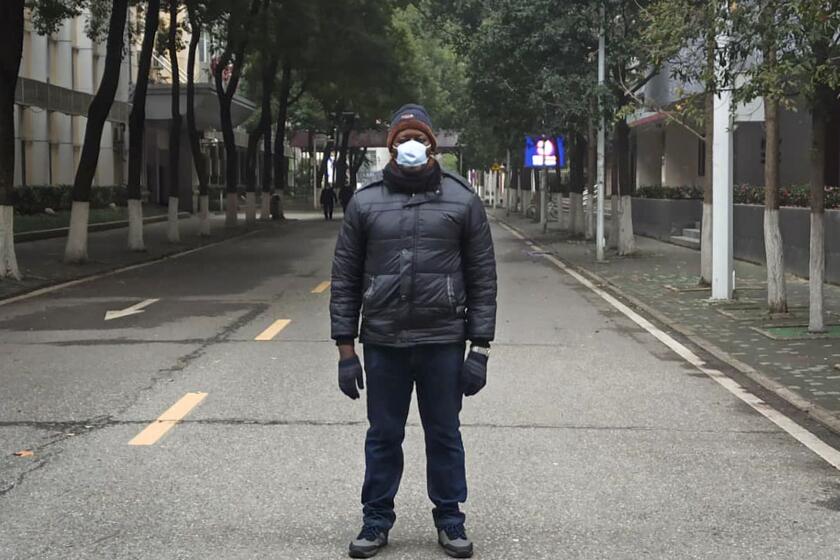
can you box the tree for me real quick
[127,0,161,251]
[65,0,130,263]
[212,0,260,227]
[725,0,840,327]
[165,0,182,242]
[642,0,718,284]
[0,0,25,279]
[2,0,84,278]
[185,0,211,235]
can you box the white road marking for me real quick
[498,220,840,472]
[104,298,159,321]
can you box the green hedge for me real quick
[14,185,129,215]
[636,184,840,209]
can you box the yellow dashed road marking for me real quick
[312,281,331,294]
[128,392,208,446]
[255,319,292,341]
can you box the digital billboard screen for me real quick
[524,136,565,168]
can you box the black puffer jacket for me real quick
[330,169,497,346]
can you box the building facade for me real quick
[14,8,131,188]
[630,62,839,192]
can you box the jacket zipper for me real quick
[362,276,375,316]
[446,275,455,310]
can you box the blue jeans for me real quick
[361,343,467,530]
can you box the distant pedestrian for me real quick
[339,185,353,212]
[320,186,338,221]
[330,103,497,559]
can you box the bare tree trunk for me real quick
[317,141,334,191]
[615,119,635,255]
[167,0,181,243]
[127,0,160,251]
[586,122,596,240]
[700,94,714,285]
[809,94,828,333]
[350,147,368,189]
[700,30,714,286]
[260,55,277,220]
[65,0,129,263]
[0,0,23,279]
[763,93,787,313]
[569,133,586,236]
[214,0,259,228]
[335,127,351,192]
[245,128,261,225]
[186,0,210,236]
[273,60,292,220]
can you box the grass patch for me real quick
[752,324,840,340]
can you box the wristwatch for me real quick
[470,345,490,357]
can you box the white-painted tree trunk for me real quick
[586,189,594,240]
[260,194,271,220]
[225,193,238,227]
[700,202,713,285]
[808,212,825,332]
[763,208,787,313]
[199,194,211,236]
[245,192,256,225]
[570,192,584,236]
[167,197,180,243]
[127,199,145,251]
[64,201,90,264]
[0,205,21,279]
[618,195,635,256]
[609,195,619,249]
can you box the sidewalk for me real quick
[0,214,280,302]
[492,207,840,434]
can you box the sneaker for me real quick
[348,525,389,558]
[437,524,473,558]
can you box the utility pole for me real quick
[596,4,606,262]
[711,31,734,300]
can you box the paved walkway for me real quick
[493,207,840,434]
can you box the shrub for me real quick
[636,184,838,209]
[14,185,129,215]
[636,185,703,200]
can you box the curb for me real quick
[14,212,192,243]
[495,216,840,438]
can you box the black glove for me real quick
[338,356,364,399]
[461,351,488,397]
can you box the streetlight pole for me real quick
[596,4,606,262]
[711,30,734,300]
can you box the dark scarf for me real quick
[383,159,442,194]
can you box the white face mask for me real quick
[395,139,429,168]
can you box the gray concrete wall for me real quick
[633,198,840,283]
[632,198,703,239]
[663,122,702,187]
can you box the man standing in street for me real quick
[330,104,497,559]
[320,185,338,221]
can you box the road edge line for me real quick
[0,229,262,308]
[495,218,840,471]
